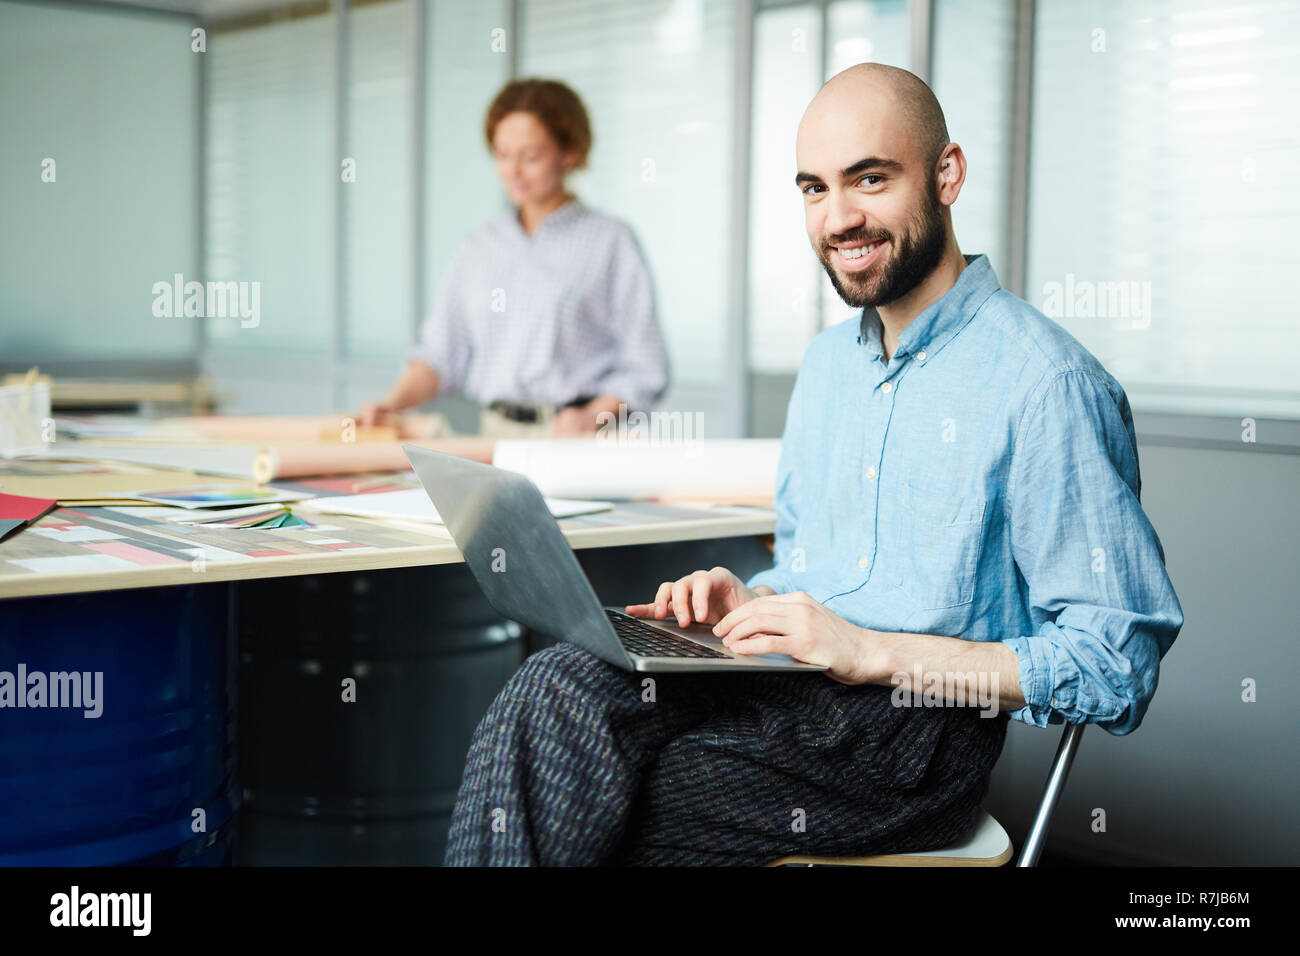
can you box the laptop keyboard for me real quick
[606,610,730,659]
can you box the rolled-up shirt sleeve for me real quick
[406,244,472,397]
[594,226,668,413]
[1001,368,1183,736]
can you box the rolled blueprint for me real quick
[251,437,496,482]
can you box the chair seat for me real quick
[765,807,1013,867]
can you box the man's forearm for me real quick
[867,629,1028,713]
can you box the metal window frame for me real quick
[195,4,207,378]
[730,0,757,437]
[908,0,932,82]
[409,0,426,348]
[331,0,348,411]
[1006,0,1033,300]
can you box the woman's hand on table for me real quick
[550,395,626,436]
[357,401,397,429]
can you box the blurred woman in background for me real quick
[360,78,667,438]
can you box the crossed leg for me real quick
[444,642,1008,866]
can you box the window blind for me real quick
[519,0,737,385]
[1028,0,1300,418]
[748,3,824,372]
[206,9,335,353]
[423,0,512,327]
[933,0,1017,282]
[344,0,414,358]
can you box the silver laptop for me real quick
[403,444,827,674]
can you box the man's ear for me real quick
[935,145,966,201]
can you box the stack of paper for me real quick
[108,484,317,529]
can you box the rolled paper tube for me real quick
[491,439,782,500]
[652,493,776,506]
[316,425,400,442]
[142,414,437,443]
[251,437,496,482]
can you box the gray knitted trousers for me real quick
[444,642,1008,866]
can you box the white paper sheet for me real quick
[295,488,613,524]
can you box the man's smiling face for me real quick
[795,75,949,309]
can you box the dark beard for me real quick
[818,182,947,309]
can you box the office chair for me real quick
[767,723,1087,867]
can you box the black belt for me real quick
[488,395,595,424]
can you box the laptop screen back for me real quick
[403,444,630,668]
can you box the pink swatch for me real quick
[82,540,187,566]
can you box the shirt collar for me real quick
[857,253,1000,361]
[512,197,584,238]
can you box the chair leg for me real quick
[1017,723,1086,867]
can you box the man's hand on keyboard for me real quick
[712,591,877,685]
[624,567,768,628]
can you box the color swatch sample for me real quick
[0,492,58,521]
[0,492,59,542]
[122,484,310,509]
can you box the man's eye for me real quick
[801,183,825,196]
[858,175,883,187]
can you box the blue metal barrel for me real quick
[0,583,239,865]
[235,563,524,865]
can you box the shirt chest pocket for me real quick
[894,481,988,610]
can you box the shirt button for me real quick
[880,381,893,394]
[865,466,877,479]
[858,556,870,570]
[1051,697,1059,707]
[916,349,927,362]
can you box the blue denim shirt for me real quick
[746,253,1183,735]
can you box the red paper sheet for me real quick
[0,493,58,522]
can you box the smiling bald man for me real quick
[443,64,1182,867]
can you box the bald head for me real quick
[795,63,962,312]
[801,63,950,173]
